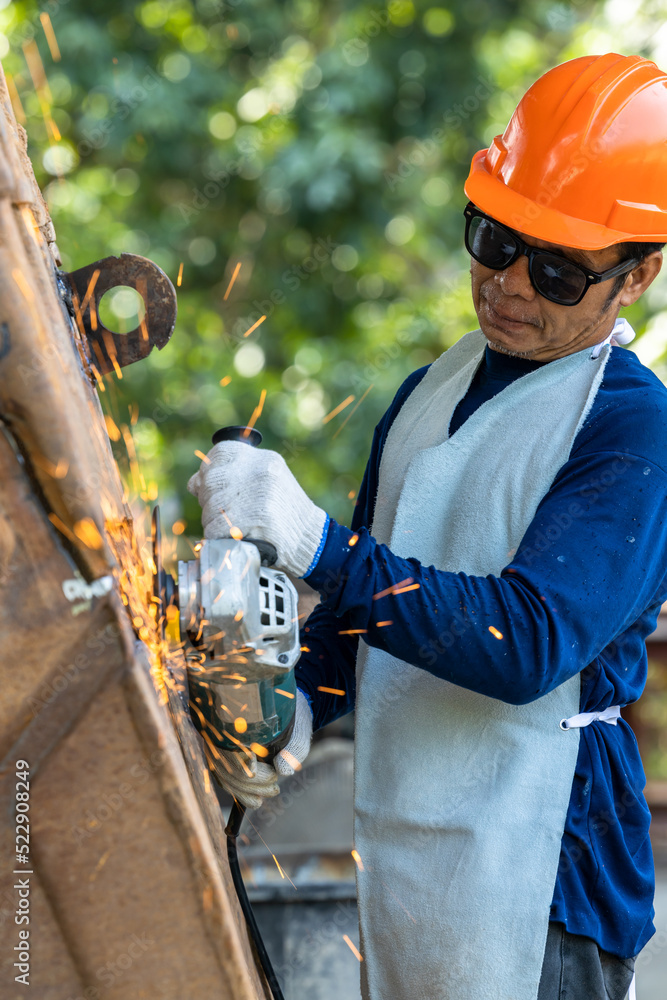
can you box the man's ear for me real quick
[618,251,663,307]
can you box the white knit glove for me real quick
[187,441,328,578]
[208,749,281,810]
[206,691,313,807]
[274,689,314,776]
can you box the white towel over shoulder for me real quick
[353,329,615,1000]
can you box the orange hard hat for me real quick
[464,53,667,250]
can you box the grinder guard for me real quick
[179,538,300,755]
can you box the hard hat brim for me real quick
[465,148,667,251]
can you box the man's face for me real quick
[470,226,641,362]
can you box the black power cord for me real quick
[225,799,286,1000]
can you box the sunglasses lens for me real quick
[467,215,517,269]
[465,209,590,306]
[531,253,587,305]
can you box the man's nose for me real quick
[494,254,536,300]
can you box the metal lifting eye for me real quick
[62,253,177,376]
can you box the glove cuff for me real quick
[290,504,329,578]
[300,513,330,578]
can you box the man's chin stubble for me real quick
[486,339,537,359]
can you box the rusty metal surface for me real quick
[63,253,177,375]
[0,53,267,1000]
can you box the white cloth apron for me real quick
[353,329,612,1000]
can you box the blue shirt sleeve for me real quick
[302,430,667,711]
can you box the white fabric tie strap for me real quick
[560,705,621,730]
[590,317,636,359]
[628,972,636,1000]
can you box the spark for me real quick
[272,855,297,888]
[338,629,367,635]
[300,645,310,652]
[6,74,26,123]
[194,449,210,464]
[348,491,356,500]
[332,384,374,440]
[111,355,123,380]
[234,609,244,622]
[89,849,111,882]
[203,768,211,794]
[91,365,105,391]
[376,621,393,627]
[190,704,225,746]
[137,279,149,341]
[40,12,61,61]
[47,116,61,141]
[220,375,232,386]
[317,686,345,696]
[323,394,355,424]
[244,389,267,434]
[20,206,40,245]
[372,577,419,600]
[242,314,266,338]
[32,453,69,479]
[71,288,86,339]
[177,262,184,287]
[172,520,186,535]
[250,742,269,758]
[488,626,504,640]
[349,534,359,546]
[343,936,363,962]
[223,261,242,300]
[22,40,52,101]
[80,269,100,315]
[234,717,248,734]
[12,268,34,302]
[351,849,364,871]
[280,749,301,772]
[73,517,104,550]
[48,512,77,544]
[275,688,295,699]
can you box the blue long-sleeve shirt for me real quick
[295,342,667,959]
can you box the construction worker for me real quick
[188,53,667,1000]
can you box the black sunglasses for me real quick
[463,203,639,306]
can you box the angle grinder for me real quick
[152,425,299,1000]
[152,424,301,768]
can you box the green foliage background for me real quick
[3,0,667,769]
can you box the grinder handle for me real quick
[212,425,262,447]
[210,425,278,567]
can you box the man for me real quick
[188,53,667,1000]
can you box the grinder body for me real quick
[178,538,300,756]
